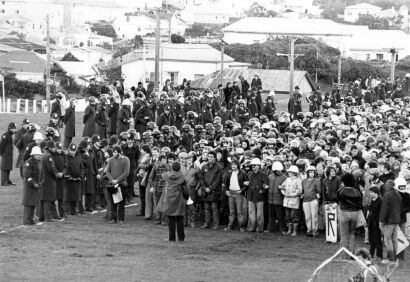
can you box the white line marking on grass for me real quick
[0,203,139,234]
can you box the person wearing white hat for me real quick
[280,165,302,236]
[267,161,287,234]
[301,166,321,237]
[22,146,42,225]
[395,177,410,260]
[246,158,269,232]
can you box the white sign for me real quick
[397,226,409,255]
[325,203,338,243]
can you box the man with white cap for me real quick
[395,177,410,260]
[22,132,44,163]
[246,158,269,232]
[22,146,42,225]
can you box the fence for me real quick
[0,98,89,114]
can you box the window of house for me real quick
[168,72,178,85]
[194,74,204,80]
[376,54,384,60]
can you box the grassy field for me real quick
[0,113,409,282]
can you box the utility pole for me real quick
[154,9,161,93]
[390,48,397,81]
[220,41,225,87]
[277,37,303,97]
[46,13,51,111]
[315,42,319,83]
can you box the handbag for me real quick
[356,210,366,228]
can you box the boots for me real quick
[285,223,292,235]
[291,224,298,237]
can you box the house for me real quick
[113,12,188,40]
[0,50,46,82]
[343,3,382,23]
[119,43,245,89]
[57,61,99,85]
[52,26,113,49]
[0,37,46,53]
[190,68,316,95]
[69,46,114,65]
[346,30,410,61]
[222,17,352,45]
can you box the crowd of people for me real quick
[1,73,410,265]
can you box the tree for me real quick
[246,2,277,17]
[90,21,117,38]
[61,53,81,62]
[171,34,185,44]
[356,14,403,29]
[321,7,339,21]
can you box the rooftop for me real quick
[222,17,353,37]
[345,3,382,10]
[0,50,46,73]
[349,30,410,52]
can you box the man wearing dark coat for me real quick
[82,96,98,137]
[22,146,42,225]
[63,98,76,149]
[107,96,120,136]
[134,100,154,137]
[38,141,63,222]
[0,122,17,186]
[50,93,64,127]
[64,143,84,215]
[157,105,174,130]
[116,99,132,135]
[95,102,108,139]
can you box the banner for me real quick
[325,203,338,243]
[397,226,409,255]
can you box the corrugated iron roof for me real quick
[222,17,353,37]
[190,68,315,93]
[0,50,46,73]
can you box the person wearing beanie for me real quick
[0,122,17,186]
[337,173,363,254]
[161,161,189,242]
[379,179,402,262]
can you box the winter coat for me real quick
[301,178,321,203]
[281,177,302,209]
[247,170,269,202]
[268,173,287,205]
[54,152,66,200]
[107,101,119,134]
[161,170,189,216]
[64,152,84,202]
[63,106,75,138]
[15,130,32,168]
[157,112,174,130]
[379,187,401,225]
[22,156,41,206]
[39,150,58,201]
[0,130,14,170]
[116,106,131,135]
[399,191,410,224]
[134,105,154,135]
[322,176,341,203]
[82,105,97,137]
[95,106,108,139]
[200,162,222,202]
[367,197,382,228]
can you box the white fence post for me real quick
[16,99,20,113]
[6,98,11,113]
[33,100,37,113]
[25,99,29,113]
[41,100,47,113]
[0,98,2,113]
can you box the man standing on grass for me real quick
[0,122,17,186]
[63,98,76,149]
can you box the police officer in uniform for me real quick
[22,146,42,225]
[0,122,17,186]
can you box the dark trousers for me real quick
[168,215,185,241]
[112,186,126,222]
[85,193,96,211]
[369,225,383,259]
[64,136,73,149]
[23,205,35,225]
[39,201,52,221]
[1,169,10,185]
[268,204,286,232]
[139,185,146,215]
[65,201,77,215]
[103,187,113,220]
[126,168,136,200]
[77,199,84,213]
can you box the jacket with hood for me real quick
[162,170,189,216]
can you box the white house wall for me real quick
[122,60,222,89]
